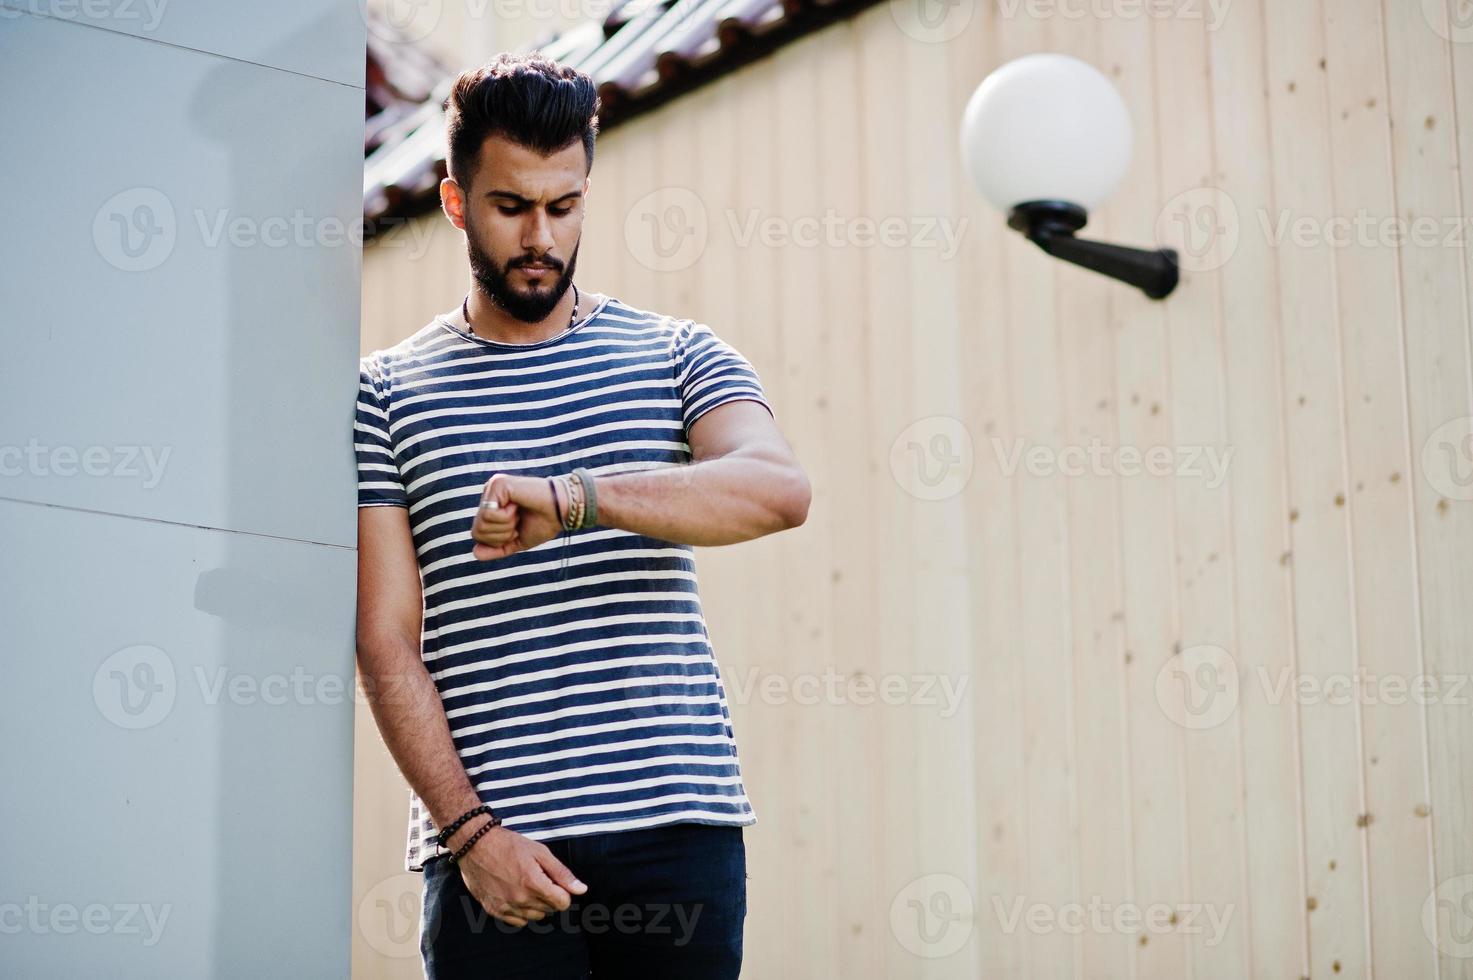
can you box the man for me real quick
[354,52,811,979]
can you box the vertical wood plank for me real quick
[1152,10,1251,979]
[1320,0,1443,975]
[1380,2,1473,975]
[771,37,841,977]
[1203,0,1312,975]
[1096,12,1191,980]
[1262,0,1372,974]
[941,2,1032,976]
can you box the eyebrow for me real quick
[486,190,583,205]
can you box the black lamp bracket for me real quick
[1006,200,1179,300]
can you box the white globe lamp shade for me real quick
[960,54,1133,214]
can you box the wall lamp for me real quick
[959,53,1179,300]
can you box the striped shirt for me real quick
[355,293,766,872]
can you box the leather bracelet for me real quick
[548,476,564,527]
[435,803,492,849]
[448,812,503,865]
[572,468,597,527]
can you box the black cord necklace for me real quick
[463,283,579,343]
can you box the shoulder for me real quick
[359,317,460,382]
[593,295,712,351]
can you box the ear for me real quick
[441,177,466,231]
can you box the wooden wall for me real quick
[354,2,1473,976]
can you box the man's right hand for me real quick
[452,824,589,928]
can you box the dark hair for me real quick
[443,52,600,191]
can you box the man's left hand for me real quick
[470,474,564,561]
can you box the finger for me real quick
[474,500,517,531]
[473,540,519,561]
[497,913,528,928]
[534,851,587,902]
[471,523,517,545]
[512,904,552,921]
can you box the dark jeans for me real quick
[419,821,747,979]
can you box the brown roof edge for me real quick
[363,0,886,235]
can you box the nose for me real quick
[521,208,557,258]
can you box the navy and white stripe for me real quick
[355,295,769,872]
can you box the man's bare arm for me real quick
[594,399,811,545]
[471,399,811,558]
[356,505,483,834]
[356,505,586,923]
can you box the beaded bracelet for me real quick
[448,812,503,865]
[435,803,492,849]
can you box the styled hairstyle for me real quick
[443,52,600,191]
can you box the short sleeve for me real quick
[355,358,408,508]
[673,320,774,431]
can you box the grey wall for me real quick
[0,3,365,976]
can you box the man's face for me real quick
[449,133,589,323]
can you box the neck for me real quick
[465,283,579,344]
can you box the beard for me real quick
[465,212,580,324]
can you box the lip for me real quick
[518,264,554,274]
